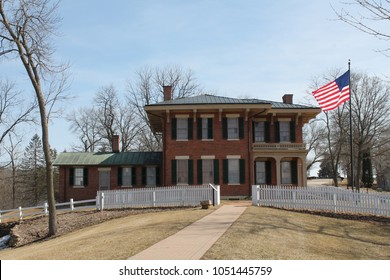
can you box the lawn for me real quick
[0,207,213,260]
[1,204,389,260]
[202,206,390,260]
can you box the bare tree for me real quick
[68,107,102,152]
[334,0,390,55]
[0,0,69,235]
[126,65,202,151]
[68,85,139,152]
[3,132,22,208]
[0,79,35,149]
[349,72,390,191]
[303,119,327,173]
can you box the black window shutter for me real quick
[213,159,219,184]
[239,117,244,139]
[156,167,160,185]
[239,159,245,184]
[197,160,203,184]
[172,118,177,140]
[252,122,256,142]
[83,168,88,186]
[118,167,123,186]
[132,167,136,186]
[197,118,202,139]
[266,161,272,185]
[290,121,296,143]
[208,118,213,139]
[171,160,177,185]
[265,122,270,143]
[222,118,228,139]
[142,167,147,185]
[291,160,298,184]
[275,122,280,143]
[69,168,74,186]
[222,159,228,184]
[188,118,193,140]
[188,160,194,185]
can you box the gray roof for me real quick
[53,152,162,166]
[147,94,317,109]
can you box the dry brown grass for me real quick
[0,207,213,260]
[202,206,390,260]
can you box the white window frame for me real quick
[279,121,291,142]
[254,122,265,142]
[146,167,156,186]
[74,168,84,187]
[281,161,292,184]
[202,159,214,184]
[255,161,266,184]
[176,118,188,140]
[122,167,132,187]
[227,117,239,140]
[228,159,240,185]
[177,159,188,185]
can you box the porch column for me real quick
[299,156,307,187]
[275,157,281,185]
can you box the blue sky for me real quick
[1,0,389,152]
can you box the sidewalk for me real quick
[128,202,249,260]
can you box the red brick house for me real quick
[54,87,320,201]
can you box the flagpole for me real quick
[349,59,355,192]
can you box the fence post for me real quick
[251,185,260,206]
[18,206,22,221]
[70,198,74,211]
[100,192,105,212]
[153,191,156,207]
[333,193,337,213]
[293,191,296,209]
[44,202,48,215]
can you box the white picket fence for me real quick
[0,198,96,223]
[252,185,390,217]
[96,184,220,210]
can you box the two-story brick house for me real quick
[145,86,320,198]
[54,86,320,201]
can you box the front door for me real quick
[99,171,110,190]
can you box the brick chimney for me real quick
[282,94,293,104]
[112,135,120,153]
[163,85,173,101]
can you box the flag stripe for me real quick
[312,71,350,112]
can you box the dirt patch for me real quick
[3,207,195,248]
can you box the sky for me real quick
[1,0,389,152]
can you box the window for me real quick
[122,167,132,186]
[281,161,292,184]
[177,160,188,184]
[255,161,266,184]
[254,122,265,142]
[279,122,291,142]
[201,118,214,140]
[202,159,214,184]
[146,167,156,186]
[74,168,84,186]
[227,118,239,139]
[228,159,240,184]
[177,118,188,140]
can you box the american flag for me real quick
[312,70,350,112]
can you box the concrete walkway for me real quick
[128,202,249,260]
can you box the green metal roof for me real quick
[53,152,162,166]
[146,94,318,109]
